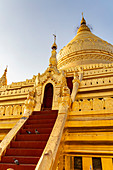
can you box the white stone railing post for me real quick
[23,89,35,116]
[71,70,83,103]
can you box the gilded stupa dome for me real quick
[57,15,113,70]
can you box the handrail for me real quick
[0,112,30,160]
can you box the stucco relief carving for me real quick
[34,85,42,111]
[80,75,113,87]
[93,98,103,111]
[34,66,68,111]
[52,62,113,75]
[0,106,5,116]
[36,67,60,86]
[5,106,13,116]
[72,97,113,112]
[13,105,22,115]
[54,87,61,102]
[98,79,103,84]
[57,53,113,70]
[72,101,79,111]
[58,86,71,113]
[0,86,34,97]
[80,99,91,111]
[104,97,113,110]
[0,105,24,116]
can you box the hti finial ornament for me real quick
[5,65,8,73]
[81,12,86,25]
[51,34,57,50]
[53,34,56,43]
[82,12,83,18]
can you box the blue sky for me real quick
[0,0,113,84]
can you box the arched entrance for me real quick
[42,83,53,110]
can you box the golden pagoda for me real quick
[0,14,113,170]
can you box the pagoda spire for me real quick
[81,12,86,25]
[77,13,91,33]
[49,34,57,68]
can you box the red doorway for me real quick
[42,83,53,110]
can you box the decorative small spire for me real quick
[49,35,57,68]
[0,66,8,87]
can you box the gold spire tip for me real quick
[81,13,86,25]
[51,34,57,50]
[77,13,91,33]
[53,34,56,43]
[82,12,83,18]
[5,65,8,72]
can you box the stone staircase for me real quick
[0,110,58,170]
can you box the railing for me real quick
[0,75,36,92]
[0,87,33,96]
[0,115,29,160]
[80,77,113,87]
[84,67,113,76]
[72,97,113,112]
[66,62,113,73]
